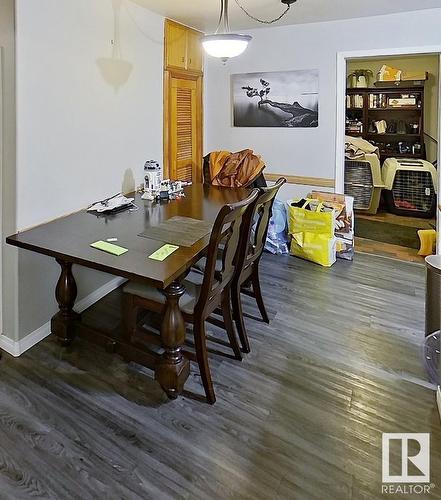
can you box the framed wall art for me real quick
[232,69,319,127]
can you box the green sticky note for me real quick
[149,244,179,261]
[90,240,128,256]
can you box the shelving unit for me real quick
[346,86,425,161]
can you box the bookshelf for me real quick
[345,86,425,161]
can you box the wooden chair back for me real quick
[246,178,286,268]
[196,190,259,314]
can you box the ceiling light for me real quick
[202,33,252,60]
[202,0,298,63]
[202,0,252,63]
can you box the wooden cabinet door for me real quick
[165,21,187,70]
[169,77,201,182]
[186,30,203,72]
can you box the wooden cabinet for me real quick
[165,19,203,73]
[165,20,187,69]
[186,30,203,72]
[164,19,203,182]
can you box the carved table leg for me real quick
[155,281,190,399]
[51,259,80,346]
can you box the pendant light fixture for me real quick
[202,0,252,63]
[202,0,298,63]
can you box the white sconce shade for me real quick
[202,34,252,60]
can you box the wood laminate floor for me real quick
[357,212,436,230]
[355,237,426,264]
[0,253,440,499]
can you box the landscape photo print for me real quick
[232,69,319,128]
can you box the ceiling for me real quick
[131,0,441,31]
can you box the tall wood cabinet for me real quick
[164,20,203,182]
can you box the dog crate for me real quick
[344,153,384,214]
[383,158,438,218]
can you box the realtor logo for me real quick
[382,433,430,484]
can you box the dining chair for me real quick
[122,190,259,404]
[231,178,286,353]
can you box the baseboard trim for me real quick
[0,335,20,357]
[0,277,126,357]
[265,173,335,188]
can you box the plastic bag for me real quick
[288,199,335,238]
[290,232,337,267]
[264,200,289,255]
[287,198,337,267]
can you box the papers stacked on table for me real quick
[87,194,135,213]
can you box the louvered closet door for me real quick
[170,77,199,182]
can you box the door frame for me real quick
[335,45,441,251]
[0,48,3,333]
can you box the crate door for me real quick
[344,160,374,210]
[169,77,201,182]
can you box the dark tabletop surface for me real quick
[6,184,250,288]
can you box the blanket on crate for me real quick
[345,136,379,160]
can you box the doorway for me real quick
[0,50,3,332]
[335,47,441,262]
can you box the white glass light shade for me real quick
[202,34,252,60]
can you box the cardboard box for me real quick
[402,71,428,81]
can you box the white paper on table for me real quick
[87,194,135,213]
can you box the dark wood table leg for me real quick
[155,281,190,399]
[51,259,80,346]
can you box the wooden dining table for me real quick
[6,183,249,399]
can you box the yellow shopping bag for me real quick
[290,232,336,267]
[287,199,335,238]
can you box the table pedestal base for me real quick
[51,259,80,346]
[156,281,190,398]
[51,259,190,399]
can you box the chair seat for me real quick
[123,271,204,314]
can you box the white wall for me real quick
[0,0,18,343]
[9,0,164,342]
[16,0,164,228]
[204,7,441,201]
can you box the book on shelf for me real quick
[345,117,363,134]
[368,92,421,109]
[388,97,417,107]
[346,94,363,109]
[369,93,388,109]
